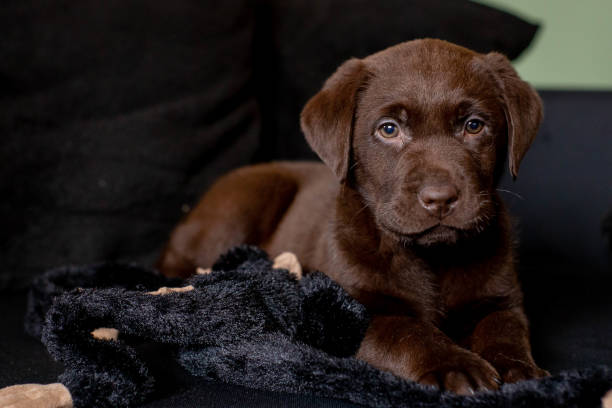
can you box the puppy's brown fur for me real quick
[158,39,548,394]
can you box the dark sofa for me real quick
[1,1,611,406]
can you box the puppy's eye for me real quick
[465,119,484,134]
[377,122,399,138]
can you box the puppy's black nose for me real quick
[418,185,458,218]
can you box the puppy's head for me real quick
[301,39,542,246]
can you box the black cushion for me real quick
[499,91,612,276]
[0,1,259,290]
[497,90,612,373]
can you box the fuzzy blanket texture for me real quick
[26,246,612,408]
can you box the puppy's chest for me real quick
[376,257,497,322]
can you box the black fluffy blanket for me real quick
[26,246,612,408]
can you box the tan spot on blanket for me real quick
[0,383,72,408]
[196,267,211,275]
[273,252,302,280]
[603,389,612,408]
[91,327,119,341]
[147,285,194,295]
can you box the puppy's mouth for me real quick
[380,223,461,246]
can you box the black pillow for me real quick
[0,1,259,290]
[254,0,539,160]
[603,209,612,252]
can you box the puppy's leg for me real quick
[357,316,500,395]
[158,165,298,278]
[469,308,549,383]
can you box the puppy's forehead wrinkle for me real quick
[362,74,497,126]
[363,44,498,115]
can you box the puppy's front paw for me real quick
[479,348,550,383]
[418,347,500,395]
[498,361,550,383]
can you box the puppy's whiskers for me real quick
[354,202,370,216]
[496,188,524,200]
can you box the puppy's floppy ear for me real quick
[485,52,543,179]
[300,58,369,183]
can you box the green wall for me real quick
[474,0,612,89]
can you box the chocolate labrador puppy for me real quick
[158,39,548,394]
